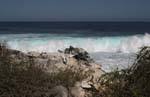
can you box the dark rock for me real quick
[64,46,93,62]
[40,52,48,58]
[58,49,63,53]
[0,46,103,93]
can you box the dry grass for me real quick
[0,43,87,97]
[0,43,150,97]
[92,46,150,97]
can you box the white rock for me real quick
[81,81,92,89]
[71,82,86,97]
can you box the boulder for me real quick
[49,85,68,97]
[2,46,104,93]
[64,46,93,62]
[81,81,92,89]
[70,82,86,97]
[27,51,41,58]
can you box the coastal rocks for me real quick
[27,51,41,57]
[70,82,86,97]
[81,81,92,89]
[49,82,92,97]
[1,45,104,97]
[64,46,94,62]
[49,85,68,97]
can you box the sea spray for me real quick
[0,33,150,53]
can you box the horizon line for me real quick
[0,21,150,22]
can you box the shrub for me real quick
[0,43,87,97]
[95,46,150,97]
[1,43,150,97]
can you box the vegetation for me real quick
[0,43,149,97]
[92,46,150,97]
[0,43,87,97]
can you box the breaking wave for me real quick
[0,33,150,53]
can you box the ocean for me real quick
[0,22,150,72]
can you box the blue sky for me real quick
[0,0,150,21]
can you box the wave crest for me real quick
[2,33,150,53]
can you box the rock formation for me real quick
[0,45,104,97]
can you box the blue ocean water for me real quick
[0,22,150,71]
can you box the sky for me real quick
[0,0,150,21]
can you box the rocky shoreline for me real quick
[0,44,149,97]
[1,45,104,97]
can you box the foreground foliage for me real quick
[0,43,150,97]
[95,46,150,97]
[0,43,87,97]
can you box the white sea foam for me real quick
[90,52,136,72]
[1,33,148,71]
[0,33,149,53]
